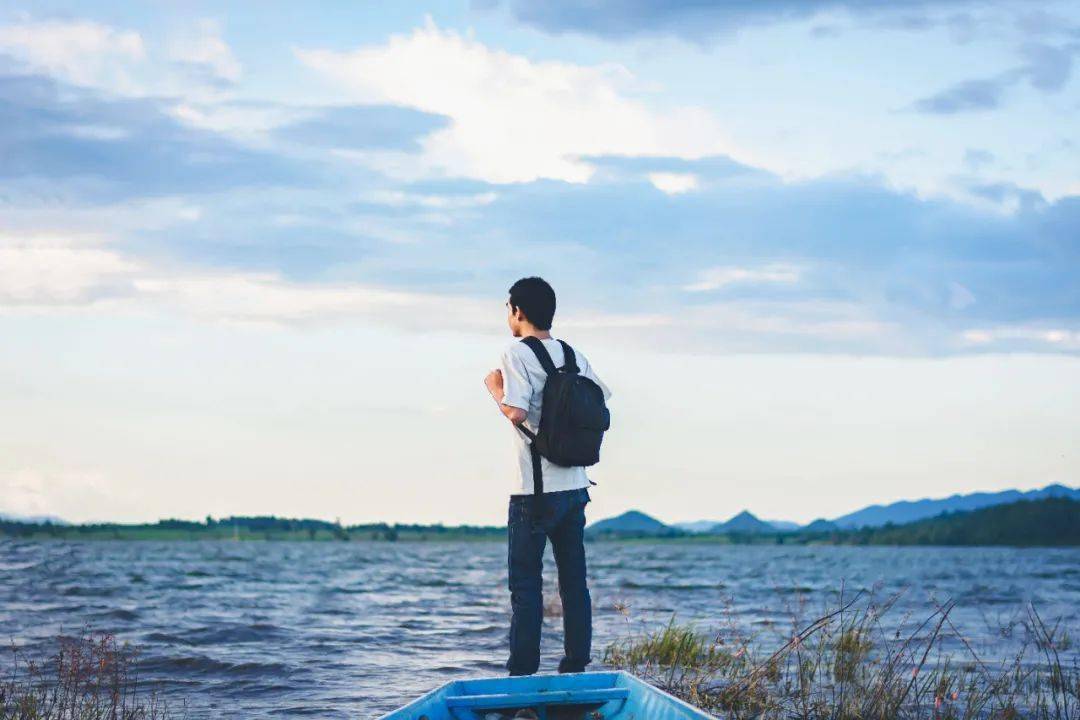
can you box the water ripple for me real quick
[1,541,1077,718]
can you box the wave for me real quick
[94,607,139,621]
[143,623,288,647]
[618,580,727,590]
[139,653,292,677]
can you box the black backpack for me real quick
[517,337,610,502]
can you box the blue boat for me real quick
[379,671,714,719]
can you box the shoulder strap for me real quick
[529,443,544,509]
[520,336,557,376]
[521,336,579,375]
[557,340,579,374]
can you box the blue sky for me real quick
[1,0,1078,524]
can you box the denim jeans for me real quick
[506,487,592,676]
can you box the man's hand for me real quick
[484,368,504,402]
[485,368,527,425]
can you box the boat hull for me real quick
[379,670,713,719]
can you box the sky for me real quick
[1,0,1078,526]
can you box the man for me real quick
[484,276,612,676]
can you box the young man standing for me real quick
[484,277,612,676]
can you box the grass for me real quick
[1,630,176,720]
[604,589,1079,719]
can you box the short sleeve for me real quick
[499,346,532,410]
[579,354,612,401]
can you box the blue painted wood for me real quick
[445,687,628,708]
[379,671,714,719]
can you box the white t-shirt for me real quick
[499,337,612,496]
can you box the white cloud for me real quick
[0,196,202,235]
[690,300,892,343]
[684,263,803,292]
[0,19,145,94]
[0,226,881,349]
[961,325,1080,350]
[0,251,894,348]
[949,281,976,310]
[168,19,242,83]
[0,17,267,136]
[558,300,895,352]
[0,225,488,327]
[296,19,732,184]
[133,273,488,326]
[560,312,673,329]
[0,235,142,306]
[648,172,699,195]
[166,100,300,137]
[365,189,498,209]
[0,199,201,308]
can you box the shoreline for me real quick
[3,533,1079,548]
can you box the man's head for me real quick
[507,277,556,336]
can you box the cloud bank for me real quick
[0,13,1077,357]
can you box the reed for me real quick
[1,629,175,720]
[604,591,1079,719]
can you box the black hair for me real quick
[508,277,556,330]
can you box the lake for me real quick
[1,540,1077,718]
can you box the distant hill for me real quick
[831,484,1079,529]
[674,511,780,534]
[587,510,674,536]
[801,518,839,533]
[599,510,777,536]
[586,498,1080,545]
[672,484,1080,535]
[857,497,1080,546]
[713,510,774,534]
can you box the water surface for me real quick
[2,541,1077,717]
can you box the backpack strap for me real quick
[515,422,544,510]
[557,340,579,373]
[520,336,557,375]
[521,336,579,374]
[518,336,565,514]
[528,443,544,515]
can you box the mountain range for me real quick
[6,484,1078,537]
[589,483,1080,535]
[829,484,1078,528]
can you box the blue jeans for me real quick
[506,487,592,676]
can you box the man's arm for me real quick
[484,369,527,425]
